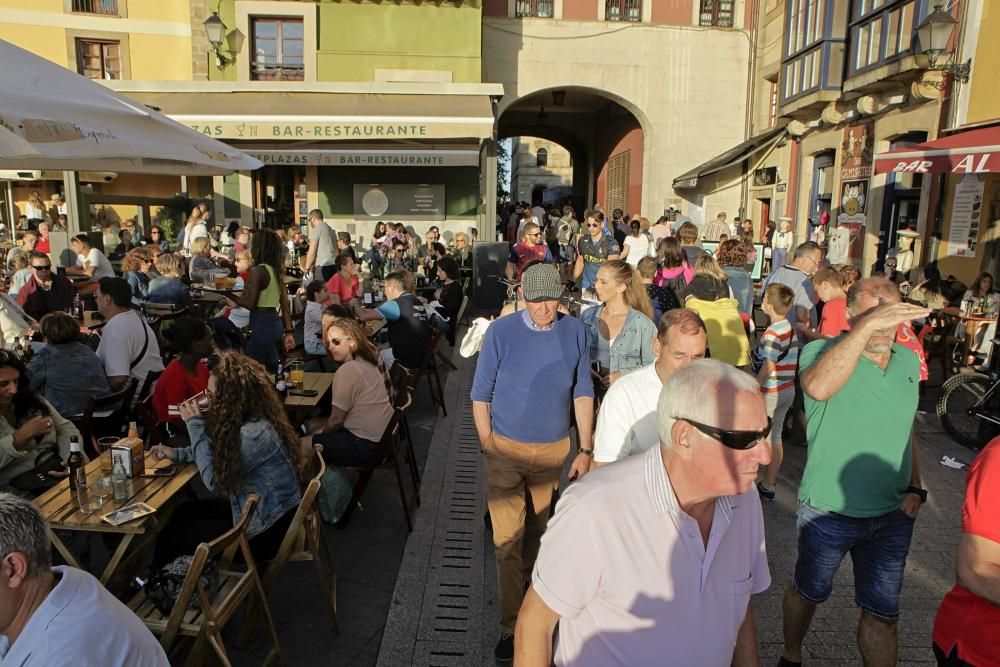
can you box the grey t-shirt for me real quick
[309,221,337,267]
[764,264,817,328]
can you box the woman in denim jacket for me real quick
[151,352,303,565]
[578,260,656,387]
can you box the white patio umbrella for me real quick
[0,39,261,176]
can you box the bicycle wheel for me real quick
[937,373,998,448]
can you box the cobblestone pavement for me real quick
[752,409,973,665]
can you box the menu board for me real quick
[352,184,445,221]
[947,174,985,257]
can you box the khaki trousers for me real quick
[483,433,570,632]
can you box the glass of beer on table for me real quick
[289,361,305,389]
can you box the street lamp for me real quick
[203,12,244,70]
[915,3,971,83]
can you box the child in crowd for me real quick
[304,280,329,356]
[637,256,679,326]
[808,266,849,340]
[7,253,31,298]
[754,283,799,501]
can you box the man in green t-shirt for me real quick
[778,277,930,667]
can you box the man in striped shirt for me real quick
[755,283,799,500]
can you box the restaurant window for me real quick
[76,39,121,80]
[606,0,641,22]
[849,0,918,76]
[251,17,304,81]
[536,148,548,167]
[767,77,779,128]
[781,0,841,104]
[515,0,554,18]
[700,0,735,27]
[71,0,118,15]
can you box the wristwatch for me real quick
[905,486,928,503]
[578,448,594,458]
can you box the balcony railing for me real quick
[515,0,553,18]
[251,62,305,82]
[71,0,118,15]
[606,0,642,21]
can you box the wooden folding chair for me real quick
[70,379,139,458]
[128,494,282,667]
[240,445,339,643]
[389,364,421,492]
[415,329,447,416]
[337,409,417,532]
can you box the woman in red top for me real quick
[325,253,360,306]
[152,317,215,423]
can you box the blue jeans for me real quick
[246,311,282,372]
[793,501,915,620]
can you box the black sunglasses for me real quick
[676,416,771,450]
[31,264,51,271]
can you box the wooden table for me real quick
[942,306,997,364]
[34,452,197,585]
[284,372,334,410]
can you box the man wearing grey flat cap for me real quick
[471,262,594,662]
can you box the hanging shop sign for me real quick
[752,167,777,187]
[836,122,875,259]
[946,174,985,258]
[353,184,445,220]
[181,120,492,141]
[245,149,479,167]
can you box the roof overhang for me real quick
[673,125,788,189]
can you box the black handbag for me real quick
[9,450,63,493]
[143,555,219,615]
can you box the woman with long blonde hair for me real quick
[306,317,395,466]
[578,259,656,386]
[151,352,303,565]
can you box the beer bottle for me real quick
[12,337,22,358]
[73,292,84,321]
[275,361,287,398]
[68,436,85,491]
[127,421,140,440]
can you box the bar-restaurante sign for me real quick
[184,121,490,141]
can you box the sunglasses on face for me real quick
[676,416,772,450]
[32,264,51,271]
[328,337,348,347]
[586,223,600,229]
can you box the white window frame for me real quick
[236,1,316,83]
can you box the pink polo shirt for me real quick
[532,446,770,666]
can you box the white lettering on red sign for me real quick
[893,160,932,173]
[952,154,993,173]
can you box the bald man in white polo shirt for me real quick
[516,360,773,666]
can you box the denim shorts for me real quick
[793,501,915,620]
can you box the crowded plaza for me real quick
[2,1,1000,666]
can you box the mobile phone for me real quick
[288,389,318,397]
[143,465,177,477]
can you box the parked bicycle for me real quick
[937,336,1000,448]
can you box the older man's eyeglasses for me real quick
[675,416,771,450]
[31,264,51,272]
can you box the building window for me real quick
[71,0,118,15]
[606,0,642,22]
[251,17,304,81]
[849,1,918,75]
[76,39,121,80]
[536,148,548,167]
[699,0,735,27]
[768,77,778,128]
[606,151,631,215]
[515,0,553,18]
[781,0,840,103]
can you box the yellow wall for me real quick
[128,1,191,23]
[0,24,69,65]
[967,2,1000,126]
[130,35,193,80]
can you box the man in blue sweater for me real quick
[471,263,595,663]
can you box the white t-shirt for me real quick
[826,227,850,265]
[182,221,210,255]
[622,234,652,267]
[593,363,662,463]
[0,566,169,666]
[227,275,249,329]
[77,247,115,280]
[97,311,165,384]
